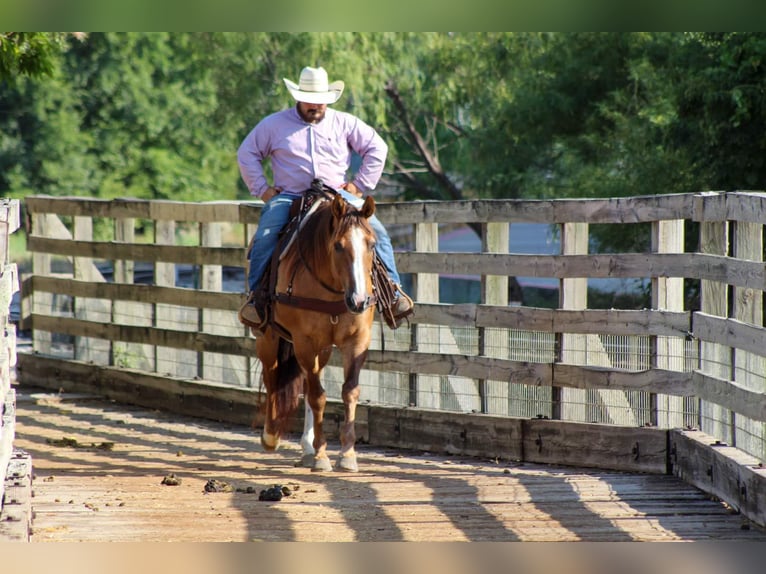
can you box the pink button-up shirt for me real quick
[237,106,388,198]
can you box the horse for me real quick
[255,189,378,472]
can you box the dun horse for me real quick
[256,190,377,472]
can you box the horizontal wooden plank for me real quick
[398,252,766,291]
[476,306,691,337]
[363,349,550,384]
[375,193,695,225]
[693,312,766,358]
[26,312,699,400]
[723,192,766,224]
[29,314,256,356]
[523,419,668,473]
[364,351,697,398]
[23,281,687,339]
[671,429,766,529]
[16,352,262,426]
[28,275,245,311]
[22,192,766,229]
[27,236,247,267]
[692,370,766,423]
[553,364,694,395]
[367,405,524,460]
[24,196,257,223]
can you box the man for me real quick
[237,65,413,332]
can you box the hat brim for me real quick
[283,78,344,105]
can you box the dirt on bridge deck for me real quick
[10,385,766,543]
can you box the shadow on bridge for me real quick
[13,387,766,543]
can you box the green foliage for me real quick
[0,32,69,81]
[2,32,766,213]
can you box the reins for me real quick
[271,181,377,319]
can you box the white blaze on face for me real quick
[349,227,368,301]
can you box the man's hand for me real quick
[261,186,281,202]
[341,182,363,197]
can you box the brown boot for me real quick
[238,291,267,333]
[386,286,414,329]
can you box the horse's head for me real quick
[329,194,377,314]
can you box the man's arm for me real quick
[346,117,388,193]
[237,126,271,198]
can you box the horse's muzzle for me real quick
[345,293,376,314]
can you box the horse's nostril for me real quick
[346,294,370,314]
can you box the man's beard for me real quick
[297,104,326,124]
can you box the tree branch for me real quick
[384,80,464,202]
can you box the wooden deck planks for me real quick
[12,387,766,542]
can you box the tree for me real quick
[0,32,75,81]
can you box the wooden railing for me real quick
[15,193,766,461]
[0,198,32,541]
[1,199,20,475]
[14,190,766,528]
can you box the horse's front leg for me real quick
[305,373,332,472]
[337,347,368,472]
[297,345,333,472]
[296,398,316,468]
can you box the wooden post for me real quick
[698,205,732,443]
[558,222,588,421]
[480,222,509,414]
[154,220,179,376]
[559,222,638,426]
[112,217,153,371]
[200,222,222,381]
[73,215,109,364]
[412,222,441,408]
[651,218,686,427]
[31,213,53,355]
[243,221,261,389]
[731,220,764,458]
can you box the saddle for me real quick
[252,179,402,335]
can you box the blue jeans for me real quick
[247,190,401,292]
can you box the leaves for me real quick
[2,32,766,212]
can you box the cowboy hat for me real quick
[283,66,344,105]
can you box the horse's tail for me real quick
[272,338,303,436]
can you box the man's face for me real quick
[297,101,327,124]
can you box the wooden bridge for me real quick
[9,387,765,542]
[3,192,766,541]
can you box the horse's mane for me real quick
[283,196,375,279]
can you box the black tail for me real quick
[272,338,303,436]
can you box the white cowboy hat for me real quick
[283,66,344,105]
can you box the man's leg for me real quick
[239,195,294,331]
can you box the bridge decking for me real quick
[12,387,766,542]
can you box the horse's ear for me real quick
[361,196,376,219]
[332,194,347,219]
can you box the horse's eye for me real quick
[334,242,343,253]
[369,241,376,251]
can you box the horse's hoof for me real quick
[260,433,279,452]
[311,456,333,472]
[336,455,358,472]
[294,453,315,468]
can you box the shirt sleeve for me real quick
[346,116,388,193]
[237,123,270,198]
